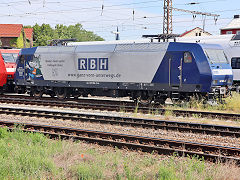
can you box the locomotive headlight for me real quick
[212,80,218,85]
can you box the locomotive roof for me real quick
[74,42,170,53]
[21,42,171,54]
[20,47,37,55]
[19,41,224,55]
[198,43,224,50]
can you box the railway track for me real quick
[1,106,240,138]
[1,95,240,120]
[1,120,240,164]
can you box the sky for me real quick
[1,0,240,41]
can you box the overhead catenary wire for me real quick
[0,0,237,18]
[0,1,164,17]
[0,0,237,41]
[5,6,234,27]
[0,0,163,8]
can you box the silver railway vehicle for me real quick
[14,41,233,104]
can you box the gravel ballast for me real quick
[0,103,240,148]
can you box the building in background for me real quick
[24,28,33,47]
[180,27,212,37]
[0,24,33,48]
[221,15,240,35]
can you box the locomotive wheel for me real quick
[49,92,55,98]
[136,97,153,105]
[140,99,152,105]
[154,97,167,105]
[73,94,80,99]
[33,88,43,98]
[17,86,27,95]
[55,88,67,100]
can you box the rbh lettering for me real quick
[99,58,108,70]
[78,58,87,70]
[88,58,97,70]
[78,58,108,70]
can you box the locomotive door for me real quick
[24,55,28,81]
[24,55,33,81]
[169,52,182,88]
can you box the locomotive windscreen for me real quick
[2,53,16,63]
[204,49,229,64]
[231,34,240,40]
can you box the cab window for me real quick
[231,57,240,69]
[184,52,192,63]
[2,53,15,63]
[204,49,228,64]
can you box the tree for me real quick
[32,23,104,46]
[33,24,56,46]
[55,24,70,39]
[67,23,103,42]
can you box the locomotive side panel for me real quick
[28,43,169,84]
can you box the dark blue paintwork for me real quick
[15,47,38,80]
[152,42,232,93]
[19,47,37,55]
[200,44,232,87]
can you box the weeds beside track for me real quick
[1,120,240,165]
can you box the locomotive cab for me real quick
[3,53,17,80]
[152,43,233,102]
[0,49,20,92]
[201,44,233,98]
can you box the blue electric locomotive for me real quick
[14,41,232,104]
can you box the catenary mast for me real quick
[163,0,220,35]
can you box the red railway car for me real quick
[0,53,7,92]
[0,49,20,91]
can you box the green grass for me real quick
[164,109,173,117]
[165,93,240,114]
[0,128,61,179]
[224,92,240,112]
[134,101,139,114]
[0,128,239,179]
